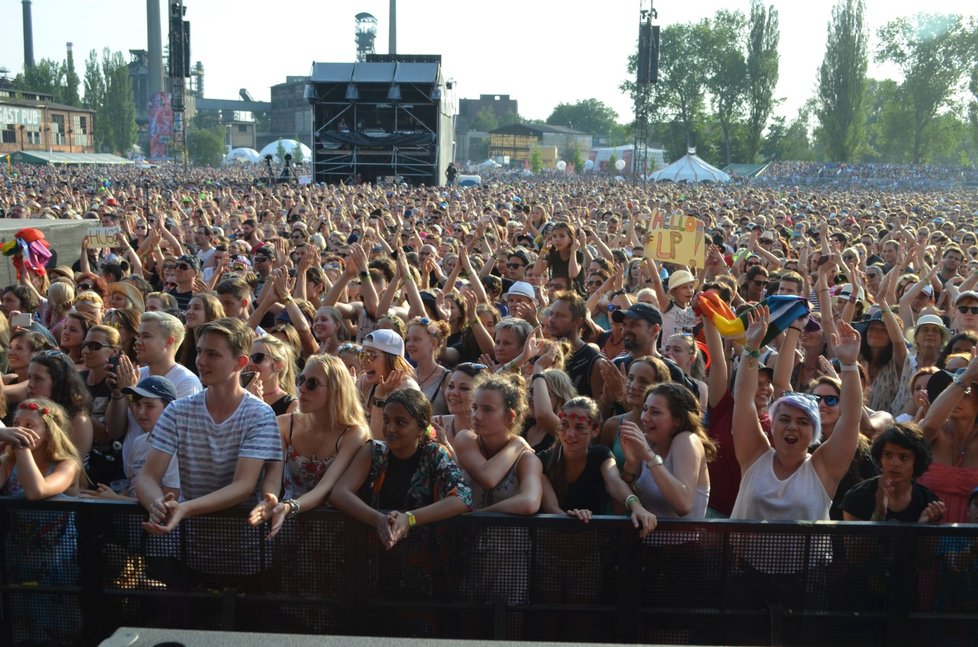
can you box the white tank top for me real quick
[731,449,831,521]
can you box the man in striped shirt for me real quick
[136,318,281,535]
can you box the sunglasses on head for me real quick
[455,362,488,376]
[337,343,361,354]
[296,374,325,390]
[958,305,978,315]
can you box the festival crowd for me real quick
[1,161,978,617]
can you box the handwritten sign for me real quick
[643,212,705,269]
[86,226,121,247]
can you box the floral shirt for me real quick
[363,439,473,511]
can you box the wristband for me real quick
[285,498,300,518]
[624,494,639,511]
[531,373,546,381]
[743,348,760,359]
[359,271,370,279]
[406,510,417,527]
[839,363,859,373]
[283,295,293,303]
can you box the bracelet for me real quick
[789,327,803,333]
[839,363,859,373]
[531,373,546,381]
[743,348,760,359]
[372,398,386,408]
[647,453,664,468]
[359,271,370,279]
[624,494,639,511]
[406,511,417,528]
[285,498,300,518]
[621,469,637,484]
[282,295,293,303]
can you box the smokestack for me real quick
[22,0,34,69]
[147,0,164,96]
[389,0,396,55]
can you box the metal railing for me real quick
[1,497,976,646]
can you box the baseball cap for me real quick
[956,291,978,304]
[177,254,201,271]
[611,302,663,326]
[363,329,404,357]
[122,375,177,404]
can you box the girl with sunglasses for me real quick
[79,325,122,468]
[250,355,369,539]
[244,335,299,416]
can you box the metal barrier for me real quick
[1,497,977,646]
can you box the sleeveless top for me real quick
[420,366,451,416]
[917,461,978,524]
[466,452,524,510]
[731,449,831,521]
[282,413,347,499]
[633,450,710,519]
[271,393,297,417]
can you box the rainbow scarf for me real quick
[696,293,811,347]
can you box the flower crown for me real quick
[19,401,49,416]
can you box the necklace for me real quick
[950,427,978,467]
[418,364,442,386]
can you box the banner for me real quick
[644,211,706,269]
[86,226,121,247]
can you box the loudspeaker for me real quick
[637,22,660,85]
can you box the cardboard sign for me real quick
[87,226,121,247]
[644,212,706,269]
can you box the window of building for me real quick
[52,113,66,145]
[26,129,41,145]
[1,127,15,144]
[237,124,248,132]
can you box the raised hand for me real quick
[832,321,861,366]
[743,305,770,351]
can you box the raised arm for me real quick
[812,322,864,492]
[703,315,729,409]
[773,322,804,398]
[921,347,978,443]
[731,306,773,470]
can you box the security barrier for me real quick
[1,497,977,646]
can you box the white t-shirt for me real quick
[126,432,180,496]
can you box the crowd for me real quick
[756,161,978,190]
[2,161,978,629]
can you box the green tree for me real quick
[102,51,136,154]
[83,50,107,149]
[815,0,869,162]
[63,47,81,107]
[649,22,710,150]
[529,147,543,173]
[291,141,304,165]
[970,65,978,149]
[275,140,287,163]
[12,59,65,99]
[186,126,225,167]
[546,98,619,137]
[877,13,972,164]
[703,10,748,165]
[862,78,911,161]
[761,107,815,162]
[745,0,780,162]
[571,147,585,173]
[470,106,499,132]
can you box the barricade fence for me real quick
[1,498,977,646]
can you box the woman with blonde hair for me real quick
[524,343,579,454]
[244,335,299,416]
[312,305,350,355]
[145,292,178,312]
[405,316,453,415]
[43,281,75,341]
[0,398,82,497]
[73,291,104,324]
[250,354,370,538]
[102,308,140,362]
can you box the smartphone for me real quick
[240,371,257,388]
[107,353,121,371]
[11,313,32,328]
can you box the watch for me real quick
[953,375,972,395]
[647,453,664,468]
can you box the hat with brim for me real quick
[904,313,950,346]
[122,375,177,404]
[667,270,696,291]
[611,302,663,326]
[107,282,145,311]
[926,368,969,405]
[504,281,537,304]
[363,329,404,357]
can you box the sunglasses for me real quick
[78,283,94,290]
[337,343,362,354]
[812,394,840,407]
[296,374,325,390]
[176,263,192,271]
[606,303,620,312]
[249,352,268,364]
[82,341,117,352]
[506,263,525,270]
[958,306,978,315]
[359,350,380,363]
[455,362,488,376]
[752,280,767,288]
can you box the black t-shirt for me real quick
[168,288,194,311]
[841,476,938,522]
[538,444,613,513]
[379,450,423,510]
[566,342,602,398]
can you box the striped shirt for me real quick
[149,391,281,501]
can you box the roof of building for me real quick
[0,96,94,113]
[10,151,132,166]
[490,123,587,137]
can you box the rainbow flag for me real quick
[699,294,811,347]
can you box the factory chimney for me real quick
[22,0,35,69]
[147,0,164,96]
[389,0,396,55]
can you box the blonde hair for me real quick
[541,369,578,409]
[75,290,104,309]
[11,398,82,493]
[301,354,368,429]
[87,324,122,347]
[46,282,76,322]
[255,335,297,398]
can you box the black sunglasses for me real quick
[176,263,192,271]
[78,283,94,290]
[250,352,268,364]
[297,374,325,390]
[82,341,117,352]
[506,263,525,270]
[958,306,978,315]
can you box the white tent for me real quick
[258,139,313,162]
[650,148,730,183]
[224,147,261,164]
